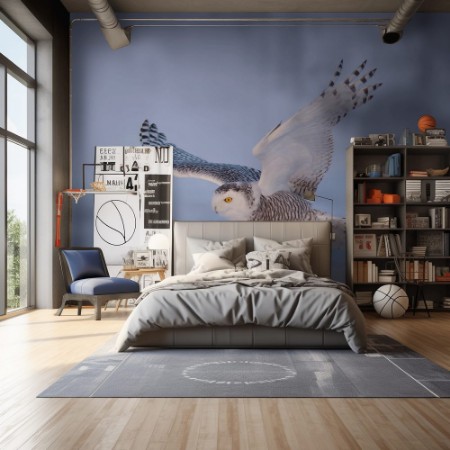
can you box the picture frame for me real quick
[133,250,152,268]
[355,213,371,227]
[354,234,377,257]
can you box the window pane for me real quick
[7,74,28,139]
[7,142,28,311]
[0,17,28,73]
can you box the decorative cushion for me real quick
[70,277,140,295]
[190,248,235,274]
[253,237,314,274]
[246,250,291,271]
[187,237,246,268]
[62,249,108,281]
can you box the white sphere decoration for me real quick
[373,284,409,319]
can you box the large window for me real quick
[0,13,35,314]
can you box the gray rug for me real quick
[38,335,450,398]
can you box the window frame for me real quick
[0,12,36,315]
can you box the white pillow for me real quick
[187,236,246,268]
[253,236,314,274]
[246,250,291,271]
[190,248,235,274]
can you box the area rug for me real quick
[38,335,450,398]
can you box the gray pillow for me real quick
[253,236,314,274]
[246,250,291,271]
[187,237,246,268]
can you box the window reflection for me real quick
[7,75,28,139]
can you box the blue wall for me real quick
[70,13,450,281]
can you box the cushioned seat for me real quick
[70,277,140,295]
[56,247,141,320]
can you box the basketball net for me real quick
[64,189,86,204]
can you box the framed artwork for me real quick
[134,250,152,268]
[354,234,377,257]
[355,213,371,227]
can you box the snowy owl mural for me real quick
[139,60,382,221]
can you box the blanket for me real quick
[137,268,354,296]
[116,269,366,353]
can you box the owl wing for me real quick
[140,120,260,185]
[252,60,382,199]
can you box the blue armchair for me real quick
[56,247,140,320]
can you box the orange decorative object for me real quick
[368,189,383,199]
[383,193,400,203]
[417,114,437,132]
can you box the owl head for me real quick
[212,182,261,220]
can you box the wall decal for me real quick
[95,199,137,246]
[139,60,381,222]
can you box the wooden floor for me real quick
[0,308,449,450]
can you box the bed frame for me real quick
[128,221,349,349]
[173,220,332,278]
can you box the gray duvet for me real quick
[115,269,367,353]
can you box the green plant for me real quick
[7,210,27,310]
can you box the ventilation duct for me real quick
[87,0,130,49]
[382,0,424,44]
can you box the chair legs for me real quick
[95,299,102,321]
[57,294,138,320]
[103,298,130,312]
[55,296,83,317]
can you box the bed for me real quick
[115,221,367,353]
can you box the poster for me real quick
[93,146,173,273]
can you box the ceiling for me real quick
[59,0,450,14]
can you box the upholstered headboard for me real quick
[173,221,331,277]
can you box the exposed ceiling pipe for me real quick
[382,0,424,44]
[87,0,130,49]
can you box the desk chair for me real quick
[56,247,140,320]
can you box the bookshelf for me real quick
[346,145,450,311]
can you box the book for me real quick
[408,171,428,177]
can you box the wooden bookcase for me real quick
[346,145,450,311]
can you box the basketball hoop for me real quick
[64,189,87,204]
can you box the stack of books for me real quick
[378,269,396,283]
[408,170,428,177]
[425,128,447,146]
[354,291,373,305]
[411,246,426,257]
[353,260,379,283]
[441,297,450,309]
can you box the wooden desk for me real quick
[112,267,166,311]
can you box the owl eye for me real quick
[224,197,233,203]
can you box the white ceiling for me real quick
[59,0,450,14]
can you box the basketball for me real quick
[95,200,136,246]
[373,284,409,319]
[417,115,436,132]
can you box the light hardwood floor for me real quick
[0,308,449,450]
